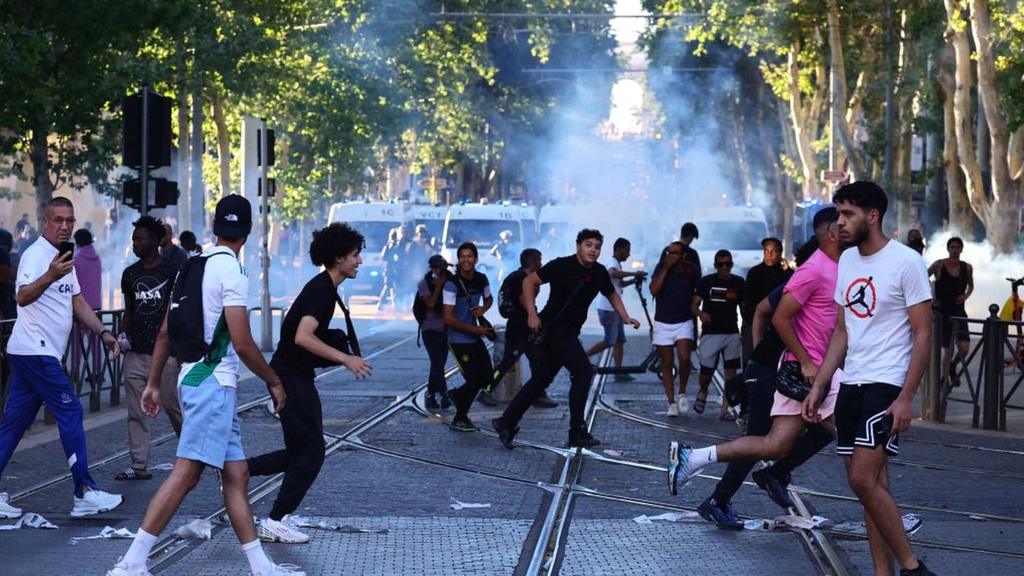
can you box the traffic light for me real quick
[122,179,179,210]
[122,91,172,169]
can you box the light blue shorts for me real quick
[598,310,626,345]
[176,376,245,469]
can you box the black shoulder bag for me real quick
[310,293,361,368]
[527,279,586,346]
[775,360,810,401]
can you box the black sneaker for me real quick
[425,395,440,411]
[439,392,452,410]
[697,497,744,530]
[532,394,558,408]
[900,560,935,576]
[449,415,479,432]
[752,468,794,509]
[492,417,518,450]
[477,391,498,407]
[568,428,601,448]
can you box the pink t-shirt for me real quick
[782,249,839,365]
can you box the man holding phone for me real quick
[0,197,123,519]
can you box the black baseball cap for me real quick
[213,194,252,238]
[428,254,451,269]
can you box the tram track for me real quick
[7,334,416,505]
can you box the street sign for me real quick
[821,170,848,182]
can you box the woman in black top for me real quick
[928,236,973,387]
[247,223,372,544]
[650,241,699,416]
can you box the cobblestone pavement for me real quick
[1,320,1022,575]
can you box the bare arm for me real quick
[224,306,285,410]
[772,294,816,379]
[424,275,445,308]
[16,252,72,307]
[803,304,848,422]
[890,300,932,433]
[751,296,774,348]
[927,260,940,278]
[522,272,544,329]
[649,266,669,296]
[962,263,974,301]
[294,315,371,378]
[608,291,640,329]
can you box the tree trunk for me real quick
[826,0,868,179]
[175,38,191,231]
[189,88,205,235]
[211,89,232,198]
[787,43,821,199]
[936,45,972,234]
[895,9,916,237]
[30,124,54,223]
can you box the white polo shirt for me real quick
[8,237,81,359]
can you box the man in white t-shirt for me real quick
[108,196,304,576]
[586,238,645,379]
[0,197,123,520]
[804,182,935,576]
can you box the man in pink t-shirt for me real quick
[666,208,846,513]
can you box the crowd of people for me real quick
[0,179,1003,576]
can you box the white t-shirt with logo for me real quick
[8,238,81,358]
[834,240,931,387]
[596,256,623,312]
[178,246,249,388]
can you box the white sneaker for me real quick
[676,395,689,414]
[257,517,310,544]
[106,559,152,576]
[70,489,123,517]
[666,403,680,417]
[253,562,307,575]
[0,492,22,519]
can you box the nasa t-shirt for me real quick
[834,240,931,388]
[121,257,180,355]
[7,237,81,358]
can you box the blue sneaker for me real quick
[668,441,695,496]
[698,497,744,530]
[752,467,794,509]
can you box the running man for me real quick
[927,237,973,388]
[492,229,640,449]
[247,223,372,544]
[0,197,123,519]
[691,250,745,420]
[108,195,304,576]
[649,241,699,416]
[586,237,645,380]
[805,182,935,576]
[443,242,495,432]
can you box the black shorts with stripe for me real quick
[835,383,902,457]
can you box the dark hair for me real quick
[794,238,819,266]
[680,222,699,240]
[44,197,73,212]
[73,228,93,246]
[310,222,365,267]
[132,215,166,242]
[714,249,732,261]
[832,181,888,221]
[761,237,782,250]
[519,248,541,268]
[179,230,197,245]
[576,228,604,244]
[947,236,964,248]
[613,237,630,251]
[457,241,478,258]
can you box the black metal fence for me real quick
[0,310,126,424]
[922,305,1024,431]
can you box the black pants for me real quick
[492,320,542,384]
[449,341,493,419]
[247,368,326,521]
[504,329,592,430]
[422,329,449,397]
[711,360,834,505]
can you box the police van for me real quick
[691,206,771,276]
[327,201,405,294]
[441,200,528,284]
[406,203,448,249]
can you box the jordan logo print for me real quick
[844,276,876,318]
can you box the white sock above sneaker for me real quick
[122,528,158,570]
[688,446,717,469]
[242,539,274,575]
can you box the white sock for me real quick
[122,528,158,569]
[242,539,274,575]
[688,446,718,469]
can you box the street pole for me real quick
[259,120,273,352]
[141,85,150,217]
[883,0,895,193]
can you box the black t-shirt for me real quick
[272,271,339,375]
[684,245,701,271]
[122,258,180,355]
[652,260,699,324]
[697,273,745,334]
[537,255,614,334]
[750,284,786,366]
[743,262,793,320]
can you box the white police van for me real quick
[406,203,449,249]
[327,201,405,294]
[691,206,771,276]
[441,200,528,284]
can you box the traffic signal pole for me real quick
[140,85,149,217]
[259,120,273,352]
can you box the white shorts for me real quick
[652,320,695,346]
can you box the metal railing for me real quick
[0,310,126,424]
[923,305,1024,431]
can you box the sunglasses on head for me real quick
[715,261,734,268]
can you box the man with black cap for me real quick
[418,253,454,410]
[109,195,305,576]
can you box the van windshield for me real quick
[413,219,445,243]
[447,220,516,248]
[346,221,400,252]
[695,221,768,251]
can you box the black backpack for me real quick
[167,252,233,363]
[412,272,445,324]
[497,271,522,319]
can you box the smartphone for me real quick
[58,241,75,259]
